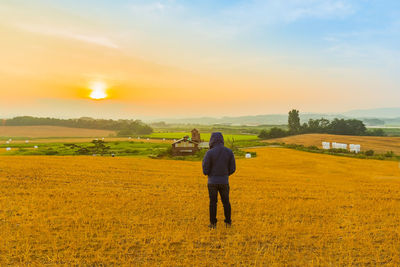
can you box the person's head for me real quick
[209,132,224,149]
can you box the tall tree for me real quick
[288,109,301,134]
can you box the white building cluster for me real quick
[349,144,361,153]
[332,142,347,150]
[322,142,330,149]
[322,142,361,153]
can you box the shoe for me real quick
[208,223,216,229]
[225,222,232,228]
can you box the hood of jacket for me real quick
[209,132,224,149]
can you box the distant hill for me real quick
[344,108,400,118]
[151,113,347,125]
[0,126,114,138]
[383,118,400,125]
[149,108,400,126]
[1,116,153,135]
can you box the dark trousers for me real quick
[208,184,231,224]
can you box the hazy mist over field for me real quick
[3,2,400,265]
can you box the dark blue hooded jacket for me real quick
[202,132,236,184]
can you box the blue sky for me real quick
[22,0,400,70]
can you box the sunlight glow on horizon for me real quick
[1,1,400,117]
[89,82,108,100]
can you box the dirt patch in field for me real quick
[0,126,115,138]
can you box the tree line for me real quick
[259,109,385,139]
[3,116,153,135]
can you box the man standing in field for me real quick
[202,132,236,229]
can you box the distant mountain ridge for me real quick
[150,113,346,125]
[149,108,400,126]
[343,108,400,118]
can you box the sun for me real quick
[89,82,108,100]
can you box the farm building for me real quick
[171,129,202,156]
[191,128,201,143]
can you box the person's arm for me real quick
[202,151,211,175]
[228,151,236,175]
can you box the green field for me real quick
[0,126,262,158]
[145,132,259,141]
[381,128,400,136]
[0,139,261,160]
[0,141,170,157]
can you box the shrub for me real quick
[366,128,386,136]
[233,150,246,157]
[258,127,288,139]
[155,146,173,158]
[225,138,239,152]
[385,151,395,158]
[365,150,375,156]
[124,149,140,154]
[269,127,288,138]
[328,148,348,154]
[64,143,79,149]
[195,149,207,159]
[258,130,268,139]
[44,149,58,155]
[76,147,90,155]
[287,144,305,149]
[377,155,386,160]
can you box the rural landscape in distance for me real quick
[1,1,400,265]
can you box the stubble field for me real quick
[1,147,400,265]
[267,133,400,154]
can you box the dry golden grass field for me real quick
[267,133,400,154]
[0,126,115,138]
[1,147,400,265]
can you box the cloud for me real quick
[126,0,354,42]
[131,2,165,12]
[282,0,354,21]
[322,18,400,69]
[220,0,354,28]
[326,43,400,68]
[130,0,183,14]
[16,23,119,49]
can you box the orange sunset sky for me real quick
[1,1,399,119]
